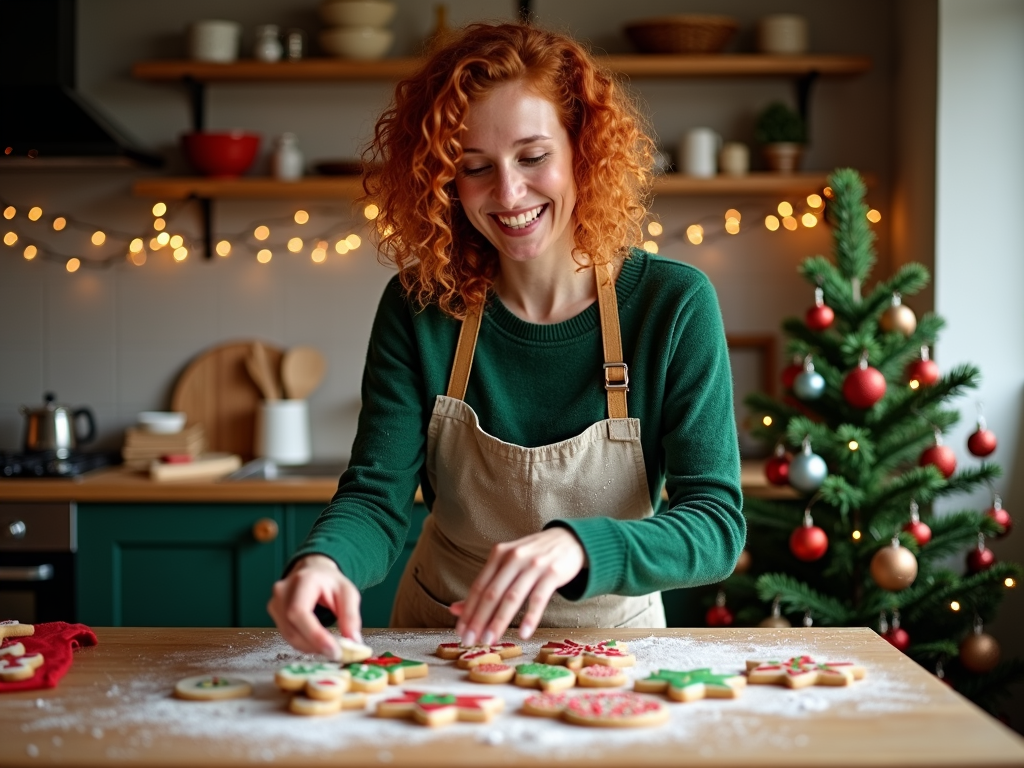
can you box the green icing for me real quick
[516,663,573,679]
[649,668,738,690]
[280,663,336,675]
[418,693,457,705]
[349,664,387,681]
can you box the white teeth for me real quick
[497,206,543,229]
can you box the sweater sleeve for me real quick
[548,276,745,600]
[287,277,426,590]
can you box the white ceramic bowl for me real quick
[320,1,396,28]
[319,26,394,60]
[137,411,187,434]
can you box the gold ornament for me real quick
[960,629,1001,673]
[870,538,918,590]
[759,615,792,628]
[733,549,752,574]
[879,293,917,336]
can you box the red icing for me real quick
[473,664,511,674]
[566,692,662,718]
[581,665,621,677]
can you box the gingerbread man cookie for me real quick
[746,656,866,688]
[514,663,577,692]
[537,639,635,670]
[358,652,429,684]
[174,675,253,701]
[0,620,34,641]
[467,663,516,685]
[274,662,346,691]
[577,664,629,688]
[376,690,504,727]
[635,668,746,702]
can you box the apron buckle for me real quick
[603,362,630,391]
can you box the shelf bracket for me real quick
[189,195,214,260]
[795,71,820,134]
[184,76,206,132]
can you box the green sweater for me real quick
[292,249,745,601]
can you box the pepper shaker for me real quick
[285,29,305,61]
[271,133,303,181]
[253,24,283,62]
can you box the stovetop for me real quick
[0,450,120,478]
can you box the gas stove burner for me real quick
[0,450,119,478]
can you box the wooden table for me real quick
[2,628,1022,767]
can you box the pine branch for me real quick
[902,565,1020,624]
[742,497,804,531]
[872,364,978,434]
[782,318,846,369]
[863,466,946,511]
[826,169,876,282]
[951,658,1024,714]
[917,511,992,564]
[800,255,858,317]
[910,640,960,661]
[939,463,1002,497]
[756,573,855,625]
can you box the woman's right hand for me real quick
[267,554,362,660]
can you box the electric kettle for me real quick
[19,392,96,458]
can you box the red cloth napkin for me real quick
[0,621,98,692]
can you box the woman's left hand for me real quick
[450,527,586,645]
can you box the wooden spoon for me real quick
[281,346,327,400]
[247,341,280,401]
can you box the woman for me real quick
[268,22,744,658]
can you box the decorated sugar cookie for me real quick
[577,664,629,688]
[746,656,867,689]
[455,647,503,669]
[305,674,351,701]
[289,691,367,715]
[274,662,346,691]
[337,636,373,663]
[0,620,34,641]
[347,663,390,693]
[537,639,635,670]
[0,641,26,658]
[468,663,516,685]
[514,663,577,692]
[521,691,574,718]
[635,668,746,702]
[436,641,523,662]
[358,652,429,684]
[174,675,253,701]
[0,652,44,682]
[562,691,669,728]
[376,690,504,727]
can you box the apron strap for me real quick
[446,263,628,419]
[446,308,482,401]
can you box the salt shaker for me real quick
[253,25,283,62]
[271,133,303,181]
[285,29,304,61]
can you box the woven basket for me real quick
[624,15,738,54]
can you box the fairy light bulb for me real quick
[23,245,37,260]
[852,530,862,540]
[801,213,817,228]
[363,203,380,220]
[257,249,272,263]
[647,221,663,236]
[169,234,183,249]
[823,186,834,199]
[3,232,16,246]
[91,231,106,245]
[950,601,961,612]
[156,232,170,246]
[777,201,793,217]
[335,240,350,254]
[311,242,327,262]
[287,237,303,253]
[66,257,80,273]
[129,238,144,253]
[806,193,823,209]
[685,224,703,245]
[346,234,361,249]
[53,217,66,231]
[216,240,231,257]
[643,240,659,253]
[294,210,309,224]
[725,218,740,235]
[254,225,270,241]
[131,250,146,266]
[848,440,859,451]
[783,216,798,231]
[3,206,15,219]
[149,238,162,250]
[153,218,166,231]
[765,215,780,231]
[867,209,882,223]
[909,379,920,390]
[172,247,188,262]
[28,206,42,221]
[762,416,772,426]
[152,202,167,217]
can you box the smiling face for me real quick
[454,81,577,268]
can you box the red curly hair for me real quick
[363,22,655,319]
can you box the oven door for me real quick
[0,502,77,623]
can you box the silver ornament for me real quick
[789,440,828,492]
[794,370,825,400]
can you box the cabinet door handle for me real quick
[252,518,279,543]
[0,564,54,581]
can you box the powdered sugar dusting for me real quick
[8,631,935,760]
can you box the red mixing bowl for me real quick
[182,131,261,178]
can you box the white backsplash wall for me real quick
[0,0,896,457]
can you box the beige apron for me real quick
[391,263,666,629]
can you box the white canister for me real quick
[680,128,721,178]
[271,133,304,181]
[719,142,750,176]
[256,400,311,465]
[187,20,242,63]
[253,24,284,62]
[757,15,809,55]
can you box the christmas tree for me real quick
[722,168,1024,716]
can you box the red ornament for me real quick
[967,417,998,457]
[805,286,834,331]
[843,354,886,408]
[903,520,932,547]
[765,445,791,486]
[790,512,829,562]
[986,498,1013,539]
[966,539,997,574]
[883,627,911,652]
[782,359,803,390]
[906,359,940,388]
[919,443,957,478]
[705,605,734,627]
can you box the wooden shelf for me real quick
[133,172,847,201]
[132,54,870,83]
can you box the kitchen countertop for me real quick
[0,460,793,504]
[2,627,1022,767]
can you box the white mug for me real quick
[187,20,242,63]
[256,400,311,465]
[720,142,750,176]
[681,128,721,178]
[757,15,809,55]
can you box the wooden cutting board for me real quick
[171,341,283,461]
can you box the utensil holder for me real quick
[256,400,311,465]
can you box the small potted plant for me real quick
[755,102,806,173]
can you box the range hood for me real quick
[0,0,162,168]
